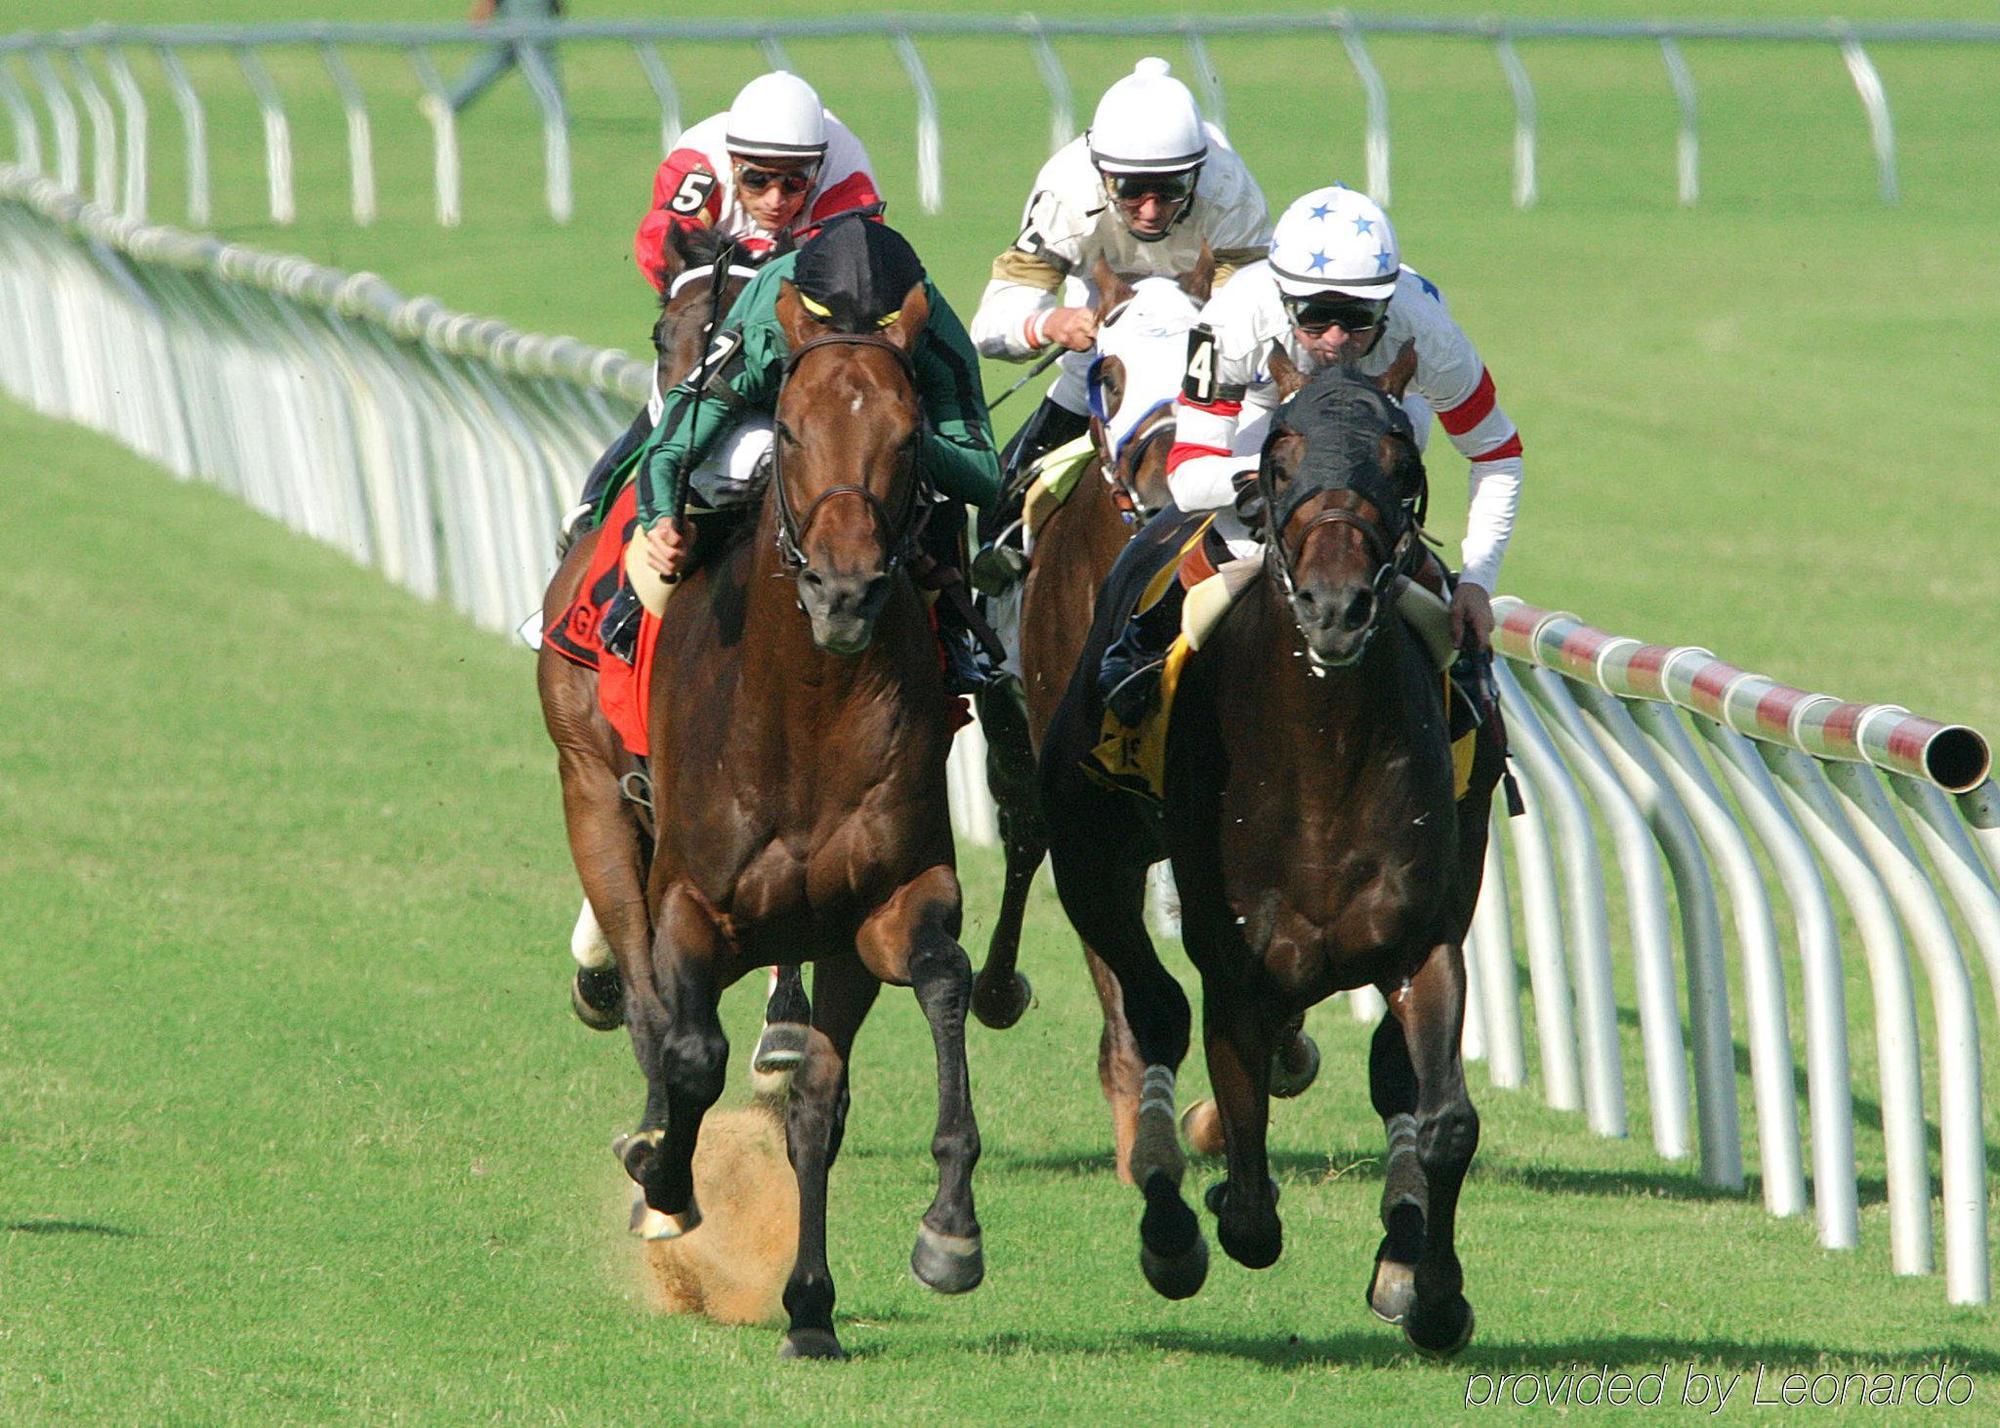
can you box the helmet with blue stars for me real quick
[1267,185,1400,300]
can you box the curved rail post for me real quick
[407,47,461,228]
[759,32,794,74]
[1904,779,2000,1022]
[632,42,682,155]
[1571,685,1744,1189]
[1821,762,1988,1304]
[1332,12,1390,206]
[156,47,208,227]
[1019,18,1074,154]
[1461,910,1489,1064]
[1623,697,1806,1215]
[1658,36,1699,206]
[1760,745,1930,1278]
[319,45,375,226]
[1521,665,1693,1165]
[63,51,118,212]
[234,46,294,225]
[1495,659,1623,1134]
[1473,827,1526,1088]
[0,60,44,173]
[1492,29,1537,209]
[27,50,81,195]
[893,31,943,215]
[1496,740,1580,1109]
[103,47,146,221]
[1181,27,1228,137]
[515,36,570,224]
[1835,27,1898,205]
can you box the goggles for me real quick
[1282,292,1391,336]
[1104,170,1198,207]
[735,162,818,197]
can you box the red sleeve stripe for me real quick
[1437,367,1497,436]
[1469,432,1523,463]
[810,170,883,224]
[1167,441,1231,474]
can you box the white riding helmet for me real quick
[724,71,829,162]
[1268,185,1400,299]
[1086,58,1207,175]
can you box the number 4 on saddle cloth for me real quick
[1084,510,1487,805]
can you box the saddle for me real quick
[545,482,664,758]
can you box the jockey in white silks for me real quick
[966,57,1271,594]
[1099,185,1525,724]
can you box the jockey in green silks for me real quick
[612,214,1001,690]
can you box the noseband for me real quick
[770,331,930,573]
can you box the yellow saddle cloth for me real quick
[1021,433,1103,542]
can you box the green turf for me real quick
[4,3,2000,1422]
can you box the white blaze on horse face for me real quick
[850,393,864,415]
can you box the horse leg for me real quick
[617,883,728,1242]
[550,721,650,1032]
[752,965,813,1098]
[1199,987,1282,1270]
[971,681,1040,1030]
[1365,1008,1426,1326]
[1391,947,1481,1358]
[1083,946,1144,1185]
[777,957,879,1361]
[857,866,985,1296]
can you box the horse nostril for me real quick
[1340,589,1377,632]
[800,568,824,590]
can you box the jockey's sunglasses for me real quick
[1105,171,1197,206]
[735,162,817,196]
[1284,293,1391,335]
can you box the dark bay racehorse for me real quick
[1039,362,1502,1357]
[615,277,982,1361]
[537,223,769,1033]
[970,257,1204,1176]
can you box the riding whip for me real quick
[986,342,1064,412]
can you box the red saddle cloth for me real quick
[543,483,659,758]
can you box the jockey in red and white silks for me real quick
[631,71,883,294]
[1169,185,1522,649]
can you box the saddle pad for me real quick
[544,482,659,758]
[1021,433,1102,542]
[1086,631,1195,803]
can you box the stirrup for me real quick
[555,501,594,559]
[969,526,1028,597]
[1103,659,1166,728]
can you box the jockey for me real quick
[965,57,1271,593]
[560,71,884,550]
[604,214,1001,690]
[1100,184,1524,723]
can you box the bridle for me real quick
[769,331,931,574]
[1085,294,1179,524]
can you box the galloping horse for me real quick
[537,223,768,1032]
[1040,362,1502,1357]
[970,257,1206,1177]
[614,276,983,1361]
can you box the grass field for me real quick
[3,2,1999,1423]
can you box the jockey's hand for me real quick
[1451,581,1495,654]
[644,517,692,581]
[1040,306,1100,353]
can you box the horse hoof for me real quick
[1140,1230,1210,1301]
[1179,1098,1225,1157]
[753,1020,812,1074]
[1268,1032,1320,1099]
[910,1224,985,1295]
[570,966,624,1031]
[1138,1170,1208,1300]
[1207,1181,1283,1270]
[631,1196,702,1241]
[779,1328,847,1361]
[611,1128,663,1182]
[1405,1300,1475,1360]
[1367,1257,1417,1325]
[972,971,1033,1031]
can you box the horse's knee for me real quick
[1419,1103,1479,1173]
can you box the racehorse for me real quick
[969,257,1206,1169]
[537,222,771,1035]
[612,275,983,1361]
[1039,359,1503,1357]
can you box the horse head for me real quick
[1085,249,1209,518]
[651,224,771,387]
[1258,363,1427,670]
[771,275,930,655]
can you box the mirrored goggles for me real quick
[1104,171,1198,206]
[735,163,818,196]
[1282,292,1391,335]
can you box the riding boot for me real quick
[970,396,1091,596]
[1098,582,1185,727]
[599,583,644,665]
[919,500,999,696]
[558,405,653,557]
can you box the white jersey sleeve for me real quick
[1166,262,1288,512]
[970,143,1097,360]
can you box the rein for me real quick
[769,331,930,573]
[666,259,766,301]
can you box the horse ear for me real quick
[1267,343,1306,399]
[775,279,831,348]
[882,280,931,354]
[1374,339,1418,402]
[1180,243,1216,305]
[661,221,694,282]
[1095,354,1127,425]
[1092,253,1135,319]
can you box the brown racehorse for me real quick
[612,277,983,1361]
[1039,361,1502,1358]
[969,257,1210,1178]
[537,223,770,1034]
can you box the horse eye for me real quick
[775,421,799,446]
